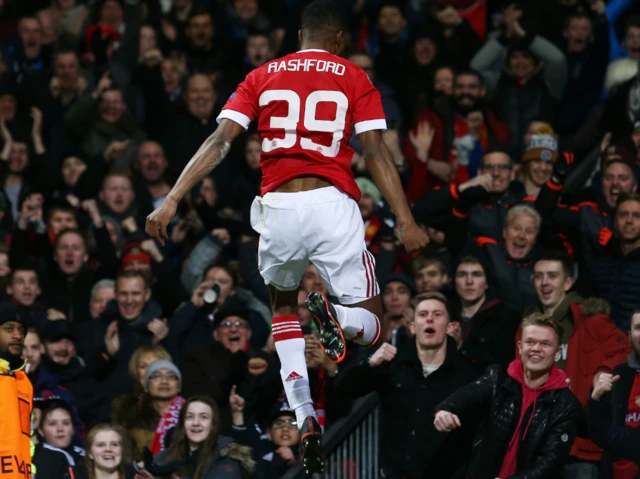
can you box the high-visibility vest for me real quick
[0,371,33,479]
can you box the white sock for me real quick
[333,304,381,347]
[272,315,317,426]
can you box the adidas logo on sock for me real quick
[285,371,303,382]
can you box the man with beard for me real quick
[133,142,172,220]
[41,325,107,425]
[589,193,640,331]
[404,69,510,201]
[0,303,33,479]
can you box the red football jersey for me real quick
[217,49,386,201]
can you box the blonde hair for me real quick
[85,424,130,479]
[505,205,541,233]
[128,344,172,383]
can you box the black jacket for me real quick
[588,354,640,478]
[33,444,72,479]
[437,365,582,479]
[414,181,533,244]
[333,337,481,479]
[454,298,521,368]
[86,301,160,408]
[41,355,108,427]
[588,242,640,331]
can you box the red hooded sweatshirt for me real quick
[498,360,569,478]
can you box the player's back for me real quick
[219,49,386,201]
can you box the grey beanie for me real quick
[143,359,182,391]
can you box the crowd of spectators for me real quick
[3,0,640,477]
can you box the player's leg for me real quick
[268,285,317,424]
[251,194,325,474]
[305,288,382,361]
[304,190,382,359]
[268,284,324,474]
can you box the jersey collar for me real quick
[298,49,329,53]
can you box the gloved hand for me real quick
[551,151,576,186]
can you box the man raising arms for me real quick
[146,1,428,474]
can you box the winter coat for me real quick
[33,444,72,479]
[29,365,86,445]
[588,353,640,478]
[522,296,631,461]
[41,355,108,426]
[456,298,521,368]
[333,336,481,478]
[437,362,582,479]
[588,241,640,331]
[181,342,276,434]
[86,300,161,406]
[153,435,255,479]
[414,181,534,244]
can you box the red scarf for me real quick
[149,396,185,454]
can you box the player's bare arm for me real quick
[359,129,429,251]
[145,119,244,244]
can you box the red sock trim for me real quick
[355,314,381,349]
[272,315,303,341]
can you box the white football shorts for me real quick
[250,186,379,304]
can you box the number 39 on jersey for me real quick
[216,49,387,201]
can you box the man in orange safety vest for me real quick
[0,304,33,479]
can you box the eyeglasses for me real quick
[272,419,297,429]
[149,372,178,382]
[218,320,248,329]
[481,164,511,171]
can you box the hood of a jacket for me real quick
[508,359,569,393]
[217,437,256,479]
[550,291,583,322]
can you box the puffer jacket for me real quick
[437,363,582,479]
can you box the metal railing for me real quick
[282,393,381,479]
